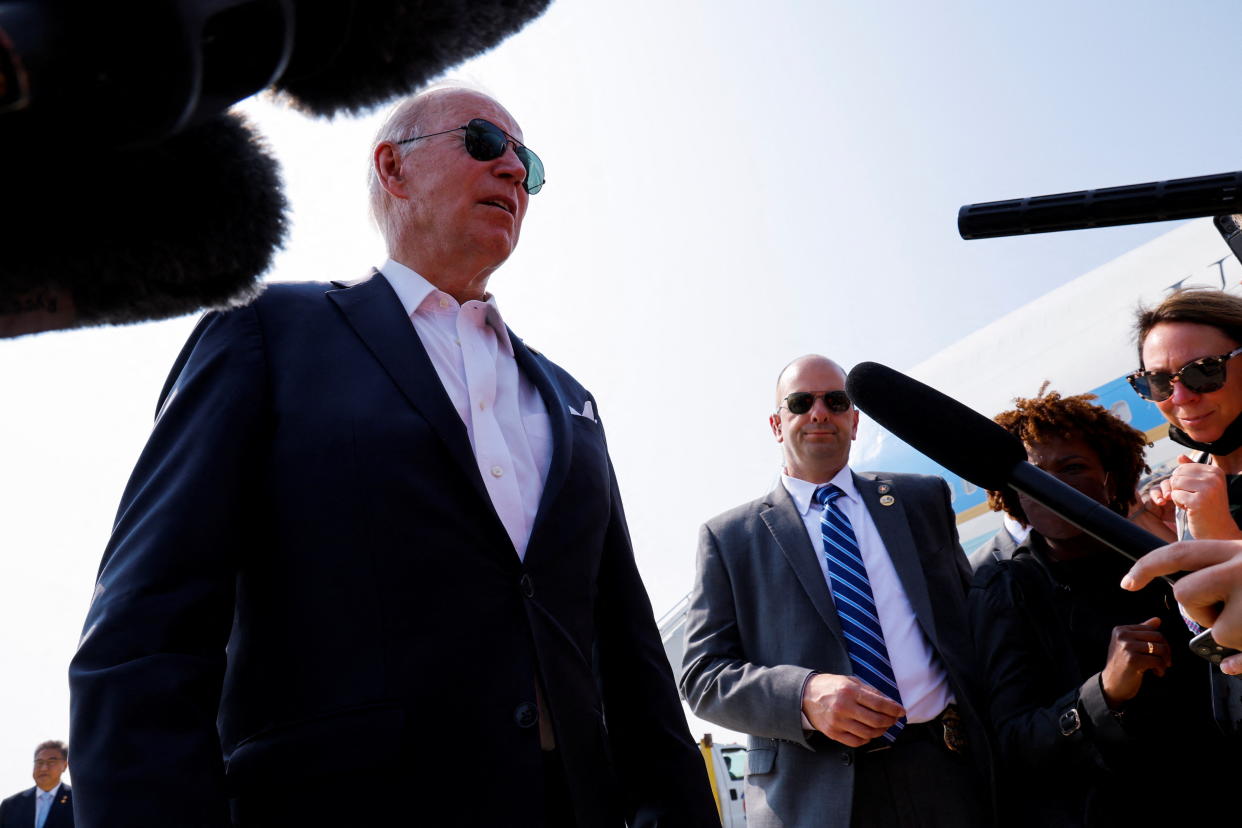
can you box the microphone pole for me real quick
[958,170,1242,262]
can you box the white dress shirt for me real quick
[783,467,955,723]
[382,260,552,560]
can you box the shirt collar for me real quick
[781,465,857,515]
[380,259,514,356]
[35,782,60,798]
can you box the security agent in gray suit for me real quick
[680,355,991,828]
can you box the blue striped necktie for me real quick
[815,483,906,742]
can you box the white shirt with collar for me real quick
[382,259,552,561]
[783,466,954,723]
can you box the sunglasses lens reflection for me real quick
[465,120,544,195]
[786,393,813,415]
[1132,358,1229,401]
[784,391,851,414]
[1184,361,1226,394]
[517,147,545,194]
[825,391,851,412]
[464,121,506,160]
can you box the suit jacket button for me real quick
[515,702,539,728]
[519,573,535,598]
[840,751,853,766]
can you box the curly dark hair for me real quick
[986,386,1150,525]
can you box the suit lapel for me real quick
[510,335,572,537]
[18,787,34,822]
[854,471,942,650]
[326,271,491,507]
[49,786,71,826]
[759,485,845,645]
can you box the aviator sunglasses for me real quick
[1127,346,1242,401]
[779,390,853,415]
[397,118,545,194]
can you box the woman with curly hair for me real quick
[968,388,1239,827]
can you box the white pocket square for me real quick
[569,400,596,421]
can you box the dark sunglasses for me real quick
[1127,346,1242,401]
[396,118,545,195]
[780,390,852,415]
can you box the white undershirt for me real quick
[782,468,954,722]
[382,260,552,560]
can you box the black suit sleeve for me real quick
[593,453,720,827]
[69,307,268,827]
[968,562,1124,776]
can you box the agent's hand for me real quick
[1100,617,1172,707]
[801,673,905,747]
[1123,539,1242,674]
[1149,456,1242,541]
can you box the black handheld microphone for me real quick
[958,171,1242,240]
[845,360,1239,662]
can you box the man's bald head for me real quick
[775,355,848,409]
[770,355,857,483]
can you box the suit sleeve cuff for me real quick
[1080,672,1128,743]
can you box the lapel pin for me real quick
[877,484,890,494]
[880,494,895,506]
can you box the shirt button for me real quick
[438,296,450,308]
[455,338,461,346]
[514,702,539,728]
[491,465,504,478]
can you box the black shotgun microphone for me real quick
[958,171,1242,240]
[844,360,1238,662]
[844,361,1163,563]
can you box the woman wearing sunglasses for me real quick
[1129,288,1242,542]
[968,389,1240,827]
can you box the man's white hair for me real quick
[366,81,496,249]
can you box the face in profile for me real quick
[387,90,531,274]
[1017,434,1112,541]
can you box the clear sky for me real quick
[3,0,1242,786]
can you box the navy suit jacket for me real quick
[0,785,73,828]
[68,273,716,827]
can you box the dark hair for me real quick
[33,740,67,762]
[986,387,1150,524]
[1135,288,1242,366]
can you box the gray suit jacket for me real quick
[680,470,988,828]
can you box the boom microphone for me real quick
[845,361,1239,661]
[0,0,552,338]
[0,113,285,338]
[845,361,1164,563]
[958,171,1242,240]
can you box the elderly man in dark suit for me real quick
[68,86,717,828]
[0,741,73,828]
[680,355,991,828]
